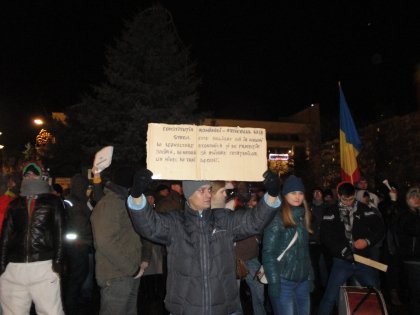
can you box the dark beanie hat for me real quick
[70,174,89,198]
[182,180,211,199]
[323,188,333,198]
[282,175,305,195]
[156,183,170,192]
[52,183,63,195]
[112,166,135,189]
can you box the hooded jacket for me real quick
[64,174,93,246]
[90,183,144,284]
[128,195,278,315]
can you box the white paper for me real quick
[93,146,114,173]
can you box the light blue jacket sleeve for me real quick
[263,192,281,208]
[127,195,147,210]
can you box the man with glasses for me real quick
[126,169,281,315]
[318,182,384,315]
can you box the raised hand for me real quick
[131,169,153,198]
[263,170,280,197]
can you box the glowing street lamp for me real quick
[33,118,44,126]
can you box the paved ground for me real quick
[28,280,410,315]
[76,281,409,315]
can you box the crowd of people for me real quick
[0,160,419,315]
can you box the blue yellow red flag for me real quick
[339,84,361,184]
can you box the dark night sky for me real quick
[1,1,419,151]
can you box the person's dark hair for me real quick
[311,186,324,196]
[170,181,182,187]
[156,183,170,192]
[337,182,355,196]
[323,188,334,198]
[52,183,63,195]
[112,166,135,189]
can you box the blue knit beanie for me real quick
[282,175,305,195]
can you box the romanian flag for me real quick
[339,84,361,184]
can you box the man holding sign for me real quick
[126,169,280,315]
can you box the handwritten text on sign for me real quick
[147,123,267,181]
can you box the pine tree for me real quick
[68,5,201,166]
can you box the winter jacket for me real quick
[64,174,93,246]
[0,193,64,274]
[262,207,312,292]
[397,207,420,261]
[141,237,164,276]
[320,201,384,259]
[309,202,325,244]
[90,183,144,285]
[127,195,278,315]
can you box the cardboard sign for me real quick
[146,123,267,181]
[353,254,388,272]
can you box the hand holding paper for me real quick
[93,146,114,174]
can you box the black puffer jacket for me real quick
[397,207,420,261]
[0,193,64,273]
[128,197,278,315]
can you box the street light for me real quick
[33,118,44,126]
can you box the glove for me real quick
[131,169,153,198]
[340,246,354,262]
[263,170,280,197]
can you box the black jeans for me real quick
[404,261,420,315]
[64,244,90,314]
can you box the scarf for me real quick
[338,201,358,244]
[20,178,50,197]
